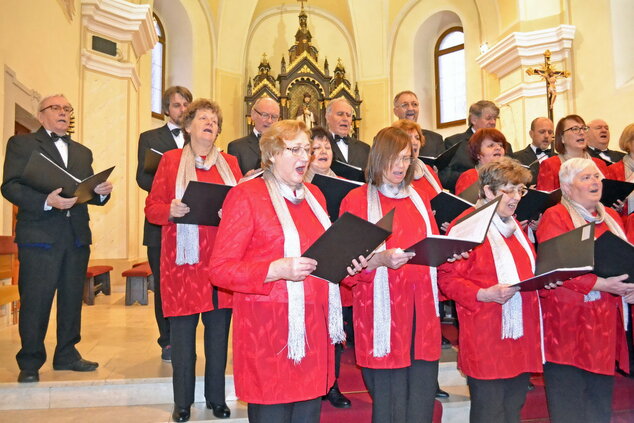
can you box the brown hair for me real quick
[181,99,223,143]
[391,119,426,149]
[162,86,193,114]
[468,128,509,163]
[260,120,310,170]
[554,114,585,154]
[310,126,331,141]
[478,156,532,199]
[619,123,634,153]
[366,127,415,186]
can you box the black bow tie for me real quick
[334,135,348,145]
[535,148,551,155]
[171,128,181,137]
[50,133,70,143]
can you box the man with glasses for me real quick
[228,97,280,174]
[136,86,192,363]
[2,94,113,383]
[392,90,445,157]
[325,97,370,169]
[440,100,513,192]
[586,119,625,165]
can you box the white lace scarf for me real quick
[175,144,237,265]
[412,159,442,194]
[262,170,345,363]
[367,182,439,357]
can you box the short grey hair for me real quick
[468,100,499,124]
[559,158,602,189]
[326,97,352,116]
[38,94,68,112]
[250,97,279,114]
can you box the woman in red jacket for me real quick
[209,120,362,423]
[145,99,242,422]
[536,157,634,423]
[438,157,543,423]
[607,123,634,217]
[536,115,608,191]
[340,127,441,423]
[454,128,508,195]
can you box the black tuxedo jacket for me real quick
[1,126,109,246]
[512,144,554,185]
[136,124,179,246]
[420,129,445,157]
[439,127,514,192]
[227,132,260,174]
[587,146,626,166]
[330,136,371,170]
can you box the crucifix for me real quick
[526,50,570,122]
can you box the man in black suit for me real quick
[392,90,445,157]
[2,94,112,383]
[440,100,513,192]
[586,119,625,165]
[227,97,280,174]
[136,86,192,362]
[513,117,555,185]
[326,97,370,170]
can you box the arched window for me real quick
[151,14,166,119]
[434,27,466,128]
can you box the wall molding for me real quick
[495,78,571,105]
[80,49,140,89]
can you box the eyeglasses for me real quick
[254,108,279,121]
[563,125,589,134]
[393,155,414,165]
[285,146,311,157]
[40,104,73,114]
[397,101,419,109]
[498,186,528,197]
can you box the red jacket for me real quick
[454,168,478,195]
[209,179,335,404]
[411,163,443,200]
[144,149,241,317]
[438,208,543,379]
[340,184,441,369]
[536,204,630,375]
[536,156,608,191]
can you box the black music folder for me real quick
[431,191,473,231]
[600,179,634,207]
[143,148,163,174]
[172,181,232,226]
[458,181,480,204]
[419,141,460,172]
[406,197,500,267]
[514,188,562,222]
[513,223,595,291]
[330,160,365,183]
[311,173,363,222]
[21,151,114,204]
[303,209,394,283]
[594,231,634,282]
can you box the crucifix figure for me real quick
[526,50,570,121]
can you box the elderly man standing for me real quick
[2,94,113,383]
[326,97,370,169]
[228,97,280,174]
[513,117,555,185]
[586,118,625,165]
[393,90,445,157]
[136,86,192,362]
[440,100,512,192]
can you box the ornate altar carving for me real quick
[244,4,362,138]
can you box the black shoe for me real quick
[172,406,190,422]
[441,336,452,349]
[17,370,39,383]
[528,381,535,391]
[435,388,450,398]
[53,358,99,372]
[323,383,352,408]
[161,345,172,363]
[206,401,231,418]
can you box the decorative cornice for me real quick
[287,51,322,75]
[495,78,571,105]
[81,0,157,57]
[252,79,281,97]
[81,49,140,89]
[476,25,576,77]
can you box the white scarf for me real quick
[367,182,439,357]
[175,144,237,265]
[304,166,338,183]
[262,170,345,363]
[413,158,442,194]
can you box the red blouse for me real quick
[536,155,609,191]
[411,163,443,200]
[144,149,242,317]
[454,168,478,195]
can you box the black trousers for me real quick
[16,220,90,371]
[169,308,232,407]
[466,373,530,423]
[544,362,615,423]
[247,397,321,423]
[147,245,170,348]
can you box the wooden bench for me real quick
[122,262,153,305]
[83,265,113,305]
[0,235,19,324]
[132,261,154,292]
